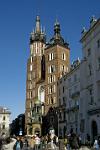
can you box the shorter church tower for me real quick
[44,20,70,114]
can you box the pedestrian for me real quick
[69,133,79,149]
[78,134,82,148]
[13,137,23,150]
[34,134,40,150]
[29,136,35,150]
[93,139,99,150]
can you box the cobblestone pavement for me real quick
[79,146,91,150]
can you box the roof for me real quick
[0,106,11,114]
[80,18,100,42]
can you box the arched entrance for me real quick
[91,120,98,141]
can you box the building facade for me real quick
[57,16,100,142]
[57,59,80,138]
[80,17,100,142]
[25,16,70,135]
[0,107,11,137]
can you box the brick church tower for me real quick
[44,20,70,114]
[25,16,46,135]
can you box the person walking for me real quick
[34,135,40,150]
[13,137,23,150]
[93,139,99,150]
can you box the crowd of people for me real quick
[0,131,100,150]
[62,133,100,150]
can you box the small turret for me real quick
[49,19,69,48]
[54,19,61,40]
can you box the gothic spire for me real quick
[35,15,41,33]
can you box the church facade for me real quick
[25,16,70,135]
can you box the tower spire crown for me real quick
[54,19,61,36]
[35,15,41,33]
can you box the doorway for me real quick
[91,120,98,142]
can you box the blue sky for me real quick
[0,0,100,120]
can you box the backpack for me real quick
[16,141,20,148]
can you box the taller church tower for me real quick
[25,16,46,135]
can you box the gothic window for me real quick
[62,65,64,71]
[50,75,53,83]
[62,53,66,60]
[51,53,54,60]
[49,65,55,73]
[51,65,54,73]
[51,86,53,93]
[30,65,32,71]
[31,56,33,63]
[49,53,54,61]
